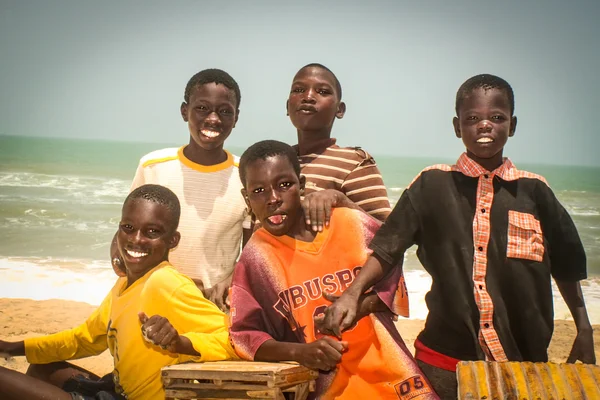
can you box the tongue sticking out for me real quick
[268,215,285,225]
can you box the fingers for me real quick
[140,314,179,351]
[301,197,312,227]
[322,291,339,303]
[138,312,149,324]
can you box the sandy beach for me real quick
[1,298,598,376]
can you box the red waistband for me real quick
[414,339,461,372]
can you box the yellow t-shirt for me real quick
[24,262,238,399]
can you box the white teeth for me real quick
[477,137,493,143]
[201,130,220,138]
[126,250,148,258]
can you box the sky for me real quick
[0,0,599,166]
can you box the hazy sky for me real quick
[1,1,599,166]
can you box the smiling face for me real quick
[453,87,517,171]
[242,155,306,238]
[181,82,239,153]
[287,66,345,134]
[117,199,180,284]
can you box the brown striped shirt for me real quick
[295,138,391,221]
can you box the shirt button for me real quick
[479,285,483,290]
[478,246,483,251]
[481,209,486,213]
[484,323,490,328]
[484,174,489,179]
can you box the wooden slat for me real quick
[457,361,600,399]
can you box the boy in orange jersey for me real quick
[229,140,438,400]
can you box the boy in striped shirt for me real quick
[288,64,392,231]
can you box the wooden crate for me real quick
[162,361,319,400]
[457,360,600,399]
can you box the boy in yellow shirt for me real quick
[0,184,237,400]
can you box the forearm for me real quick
[556,279,593,332]
[345,254,392,298]
[357,293,388,320]
[174,336,200,356]
[0,341,25,357]
[254,339,306,363]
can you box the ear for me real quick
[241,188,251,210]
[336,101,346,119]
[299,175,306,192]
[509,115,517,137]
[453,116,461,138]
[286,99,290,116]
[180,102,189,122]
[168,231,181,250]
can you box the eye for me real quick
[146,228,161,238]
[491,115,505,121]
[279,182,292,188]
[219,108,233,115]
[317,89,331,95]
[120,223,133,232]
[195,105,209,112]
[252,187,265,194]
[291,87,304,93]
[466,116,478,121]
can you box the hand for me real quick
[296,337,348,371]
[315,292,377,334]
[0,340,24,358]
[314,292,360,339]
[138,312,181,353]
[204,275,232,311]
[566,327,596,364]
[301,189,349,232]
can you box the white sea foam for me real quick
[0,257,116,306]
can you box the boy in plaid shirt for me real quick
[317,74,595,399]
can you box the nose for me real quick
[205,111,221,124]
[301,88,316,103]
[267,188,282,205]
[478,119,492,132]
[129,229,143,244]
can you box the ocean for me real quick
[1,135,599,322]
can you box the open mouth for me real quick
[126,249,148,258]
[200,129,221,139]
[266,214,287,225]
[477,137,494,144]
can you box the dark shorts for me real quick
[62,373,126,400]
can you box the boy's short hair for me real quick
[184,68,241,108]
[300,63,343,100]
[239,140,301,186]
[455,74,515,116]
[126,184,181,232]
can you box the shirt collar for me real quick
[455,152,516,180]
[294,138,337,156]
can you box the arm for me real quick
[340,152,391,222]
[536,183,593,363]
[320,190,420,337]
[141,273,238,362]
[555,280,595,364]
[301,189,360,232]
[255,338,347,372]
[23,294,111,364]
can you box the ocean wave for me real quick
[0,172,128,202]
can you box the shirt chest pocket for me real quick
[506,210,544,262]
